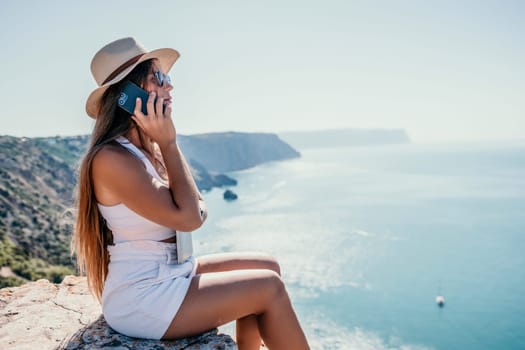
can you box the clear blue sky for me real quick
[1,0,523,142]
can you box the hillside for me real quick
[0,132,300,288]
[0,136,79,288]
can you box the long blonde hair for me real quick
[73,59,153,301]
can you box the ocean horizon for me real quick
[196,139,525,349]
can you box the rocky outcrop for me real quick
[178,132,300,172]
[189,159,238,192]
[223,190,238,201]
[0,276,237,350]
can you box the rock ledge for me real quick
[0,276,236,350]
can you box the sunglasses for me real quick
[153,70,171,87]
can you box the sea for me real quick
[194,139,525,350]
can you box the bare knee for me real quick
[259,270,288,308]
[258,252,281,276]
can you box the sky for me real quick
[0,0,523,143]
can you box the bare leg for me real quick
[237,315,262,350]
[162,269,309,350]
[197,252,281,347]
[197,252,281,275]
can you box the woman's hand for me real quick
[131,91,176,150]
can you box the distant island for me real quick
[279,128,411,149]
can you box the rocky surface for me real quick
[0,275,237,350]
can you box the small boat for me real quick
[436,295,445,307]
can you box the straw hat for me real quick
[85,37,179,118]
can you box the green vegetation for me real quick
[0,233,75,288]
[0,133,245,289]
[0,276,26,288]
[0,135,82,288]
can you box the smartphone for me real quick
[118,81,149,115]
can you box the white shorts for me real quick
[102,240,197,339]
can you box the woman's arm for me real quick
[93,92,206,232]
[159,141,202,226]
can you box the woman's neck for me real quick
[125,127,167,179]
[125,128,153,155]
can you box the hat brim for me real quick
[85,48,179,118]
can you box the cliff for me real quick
[0,276,237,349]
[177,132,300,172]
[0,132,299,288]
[28,135,238,193]
[0,132,299,347]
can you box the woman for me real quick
[73,37,310,350]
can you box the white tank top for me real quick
[97,137,176,243]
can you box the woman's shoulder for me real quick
[91,142,151,206]
[92,142,146,178]
[93,142,131,162]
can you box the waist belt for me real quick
[108,240,179,264]
[106,240,196,290]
